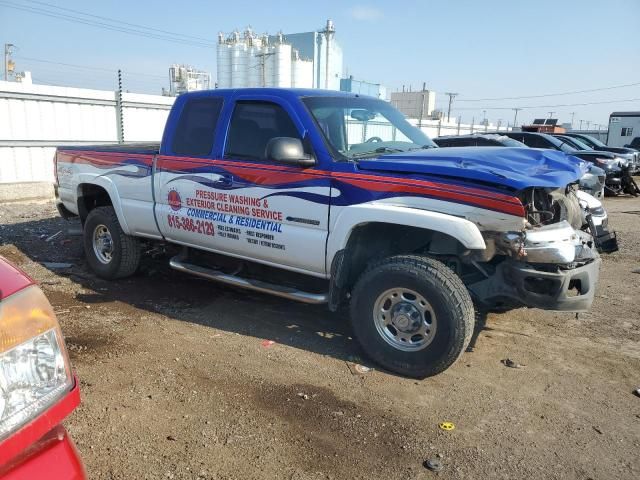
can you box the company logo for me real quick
[168,189,182,211]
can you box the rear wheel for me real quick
[83,206,141,279]
[350,255,474,378]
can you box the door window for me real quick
[172,97,223,156]
[520,135,550,148]
[225,101,301,161]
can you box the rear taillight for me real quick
[0,286,72,441]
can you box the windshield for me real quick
[494,136,527,147]
[546,135,577,153]
[577,134,606,148]
[561,136,592,150]
[302,96,437,159]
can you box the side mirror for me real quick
[266,137,316,167]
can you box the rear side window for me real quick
[172,98,223,156]
[225,101,301,161]
[475,138,497,146]
[520,135,550,149]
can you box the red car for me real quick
[0,256,85,479]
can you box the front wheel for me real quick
[83,206,141,279]
[350,255,474,378]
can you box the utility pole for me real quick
[445,92,458,122]
[418,82,427,128]
[512,108,522,128]
[548,111,555,119]
[570,112,576,127]
[254,52,275,87]
[579,119,583,130]
[4,43,16,81]
[319,19,335,89]
[497,119,502,131]
[586,120,591,130]
[116,70,124,144]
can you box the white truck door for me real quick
[215,99,329,276]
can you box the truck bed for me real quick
[59,142,160,155]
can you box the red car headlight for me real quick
[0,286,73,441]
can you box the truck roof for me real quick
[179,88,374,101]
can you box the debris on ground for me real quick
[631,268,640,274]
[438,422,455,431]
[423,457,444,472]
[261,339,276,348]
[296,392,309,400]
[45,231,63,243]
[592,426,603,434]
[42,262,73,269]
[501,358,526,369]
[166,435,176,441]
[634,388,640,398]
[67,226,83,236]
[346,361,373,376]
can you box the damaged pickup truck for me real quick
[54,89,612,378]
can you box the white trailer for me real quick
[607,111,640,147]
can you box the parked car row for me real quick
[435,131,640,197]
[433,134,607,199]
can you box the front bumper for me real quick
[471,222,601,312]
[469,257,601,312]
[0,377,85,479]
[0,426,85,480]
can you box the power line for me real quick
[13,55,167,79]
[452,97,640,111]
[457,81,640,102]
[22,0,213,43]
[0,1,215,48]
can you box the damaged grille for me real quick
[520,185,583,230]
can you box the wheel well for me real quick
[77,184,112,223]
[339,222,467,292]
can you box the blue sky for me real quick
[1,0,639,127]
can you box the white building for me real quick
[607,111,640,147]
[278,20,343,90]
[167,65,211,96]
[390,89,437,121]
[216,20,342,90]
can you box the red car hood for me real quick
[0,256,34,300]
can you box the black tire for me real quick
[349,255,474,378]
[83,206,141,279]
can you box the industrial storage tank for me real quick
[230,31,248,88]
[247,33,264,87]
[291,50,313,88]
[272,42,292,88]
[216,33,232,89]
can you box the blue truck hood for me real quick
[356,147,586,191]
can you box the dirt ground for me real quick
[1,195,639,480]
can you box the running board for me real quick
[169,256,329,305]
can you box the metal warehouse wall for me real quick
[0,80,174,200]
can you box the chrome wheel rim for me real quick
[373,288,437,352]
[92,224,114,264]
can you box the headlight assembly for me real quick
[0,286,72,441]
